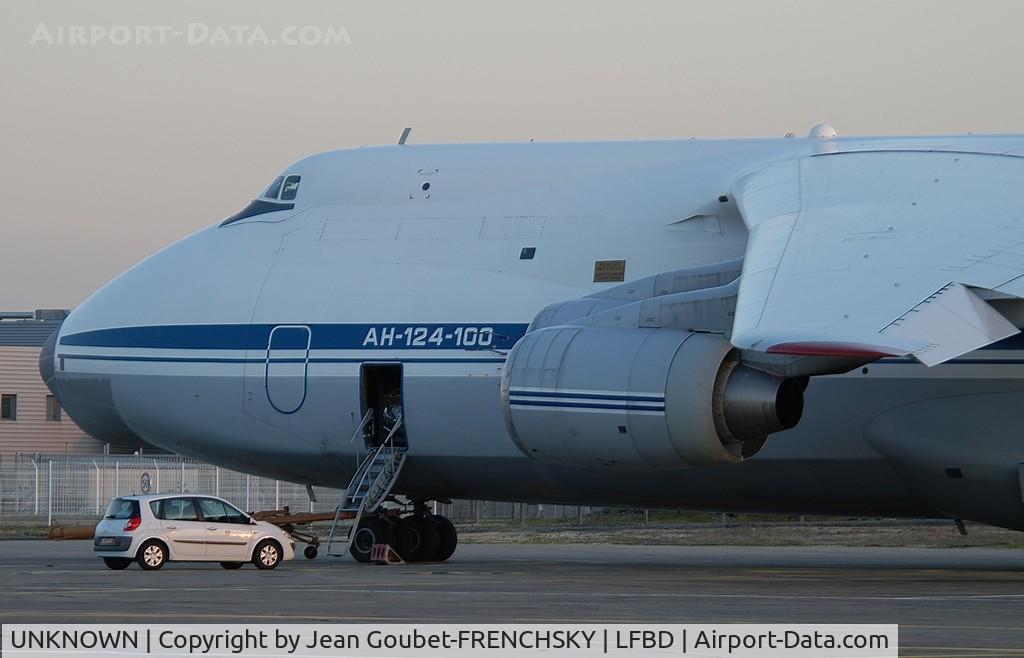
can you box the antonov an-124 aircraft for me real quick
[42,126,1024,562]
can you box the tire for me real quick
[102,557,132,570]
[349,515,393,563]
[252,539,282,570]
[219,562,245,569]
[136,540,168,570]
[396,515,440,562]
[430,514,458,562]
[303,545,318,560]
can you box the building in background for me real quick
[0,310,108,461]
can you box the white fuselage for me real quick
[48,135,1024,529]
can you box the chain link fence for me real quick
[0,454,598,527]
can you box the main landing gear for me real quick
[348,503,458,564]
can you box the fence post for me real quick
[274,480,280,510]
[153,459,160,493]
[245,475,251,511]
[93,460,99,514]
[114,461,119,497]
[180,461,185,493]
[47,460,53,527]
[32,459,39,516]
[215,467,220,497]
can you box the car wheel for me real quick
[303,545,318,560]
[430,514,458,562]
[102,557,132,570]
[137,540,168,570]
[349,515,393,563]
[253,539,282,570]
[396,515,440,562]
[219,562,245,569]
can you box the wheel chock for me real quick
[371,543,405,565]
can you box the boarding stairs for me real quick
[325,410,407,557]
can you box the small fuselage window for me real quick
[262,176,284,200]
[280,175,301,201]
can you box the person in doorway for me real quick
[380,390,403,442]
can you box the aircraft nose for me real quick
[41,313,150,451]
[38,329,58,397]
[46,222,274,455]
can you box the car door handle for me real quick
[207,527,218,531]
[165,525,177,530]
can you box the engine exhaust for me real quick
[720,365,804,441]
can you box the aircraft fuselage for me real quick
[48,134,1024,531]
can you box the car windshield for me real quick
[104,498,140,520]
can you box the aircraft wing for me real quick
[730,149,1024,366]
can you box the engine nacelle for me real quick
[500,326,803,468]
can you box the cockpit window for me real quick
[262,176,284,199]
[280,175,301,201]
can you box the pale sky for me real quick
[2,0,1023,310]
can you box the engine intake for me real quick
[501,326,803,468]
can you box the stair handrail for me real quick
[365,415,404,510]
[381,413,403,449]
[326,412,408,557]
[350,408,374,443]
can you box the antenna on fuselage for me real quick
[397,127,412,145]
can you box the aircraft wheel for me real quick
[303,545,318,560]
[396,515,440,562]
[350,515,393,563]
[430,514,458,562]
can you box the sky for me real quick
[2,0,1023,310]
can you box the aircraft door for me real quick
[264,325,311,414]
[360,364,406,449]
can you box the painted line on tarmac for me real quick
[0,609,692,624]
[4,609,1024,636]
[10,584,1024,603]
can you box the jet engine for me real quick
[500,326,804,468]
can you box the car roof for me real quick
[113,493,226,501]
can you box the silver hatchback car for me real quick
[94,494,295,570]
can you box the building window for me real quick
[1,394,16,421]
[46,395,61,422]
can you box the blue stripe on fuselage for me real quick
[508,389,664,402]
[56,353,506,364]
[509,399,666,411]
[59,323,530,351]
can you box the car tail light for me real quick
[123,516,141,532]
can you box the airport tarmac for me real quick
[2,540,1024,657]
